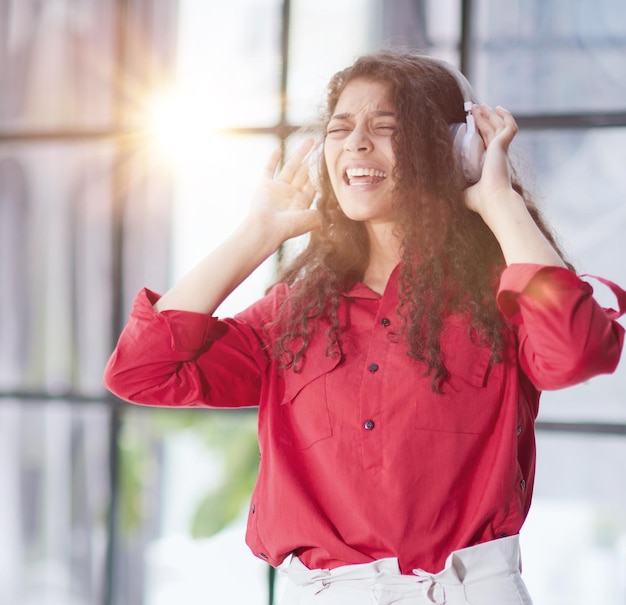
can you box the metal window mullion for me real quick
[102,0,132,602]
[459,0,474,79]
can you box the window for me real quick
[1,1,624,603]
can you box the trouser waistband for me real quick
[283,535,527,604]
[414,533,522,585]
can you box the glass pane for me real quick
[522,432,626,604]
[119,407,268,605]
[0,399,111,605]
[471,0,626,113]
[170,133,279,317]
[288,0,465,125]
[175,0,283,129]
[119,132,280,604]
[0,142,116,394]
[0,0,179,132]
[425,0,461,54]
[0,0,117,130]
[0,139,173,396]
[511,127,626,422]
[287,0,379,124]
[118,141,176,319]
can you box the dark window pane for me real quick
[512,128,626,422]
[0,399,111,604]
[0,142,115,393]
[523,432,626,603]
[472,0,626,113]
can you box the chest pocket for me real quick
[278,347,341,450]
[413,318,503,435]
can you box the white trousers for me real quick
[278,535,533,605]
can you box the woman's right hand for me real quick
[247,137,322,247]
[154,139,323,314]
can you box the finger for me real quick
[495,106,519,136]
[296,140,324,189]
[281,140,315,188]
[264,147,283,179]
[474,104,516,151]
[481,103,503,125]
[290,160,312,191]
[485,105,517,139]
[291,181,317,209]
[287,208,322,237]
[278,137,316,183]
[495,105,514,121]
[483,106,518,153]
[302,180,317,199]
[472,104,496,142]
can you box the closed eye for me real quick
[326,127,351,137]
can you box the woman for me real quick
[104,50,625,604]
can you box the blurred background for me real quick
[1,0,625,604]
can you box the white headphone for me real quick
[426,57,485,185]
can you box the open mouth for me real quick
[344,167,388,186]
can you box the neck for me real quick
[363,222,402,294]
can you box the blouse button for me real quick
[381,318,391,327]
[520,479,526,490]
[368,363,379,372]
[516,425,522,437]
[364,420,375,431]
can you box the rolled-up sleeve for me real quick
[103,288,267,408]
[497,264,625,390]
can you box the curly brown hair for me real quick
[269,49,568,391]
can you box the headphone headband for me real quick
[422,56,485,185]
[422,56,478,106]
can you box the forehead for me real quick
[332,78,394,117]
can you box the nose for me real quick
[344,125,372,153]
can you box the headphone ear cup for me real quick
[449,122,485,186]
[463,129,485,185]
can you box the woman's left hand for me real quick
[462,105,567,268]
[463,104,520,216]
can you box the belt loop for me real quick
[412,570,446,604]
[313,579,331,595]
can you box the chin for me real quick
[337,201,392,225]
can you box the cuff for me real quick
[132,288,224,352]
[496,264,591,325]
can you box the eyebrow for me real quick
[329,110,396,121]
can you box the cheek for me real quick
[322,145,332,172]
[323,148,341,187]
[384,142,397,170]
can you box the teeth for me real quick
[345,167,387,178]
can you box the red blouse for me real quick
[103,263,625,574]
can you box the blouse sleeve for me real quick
[103,287,282,408]
[496,263,626,391]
